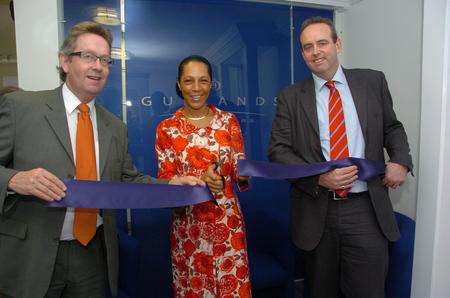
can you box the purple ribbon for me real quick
[47,158,384,209]
[48,180,213,209]
[237,157,385,181]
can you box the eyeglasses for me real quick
[69,51,113,66]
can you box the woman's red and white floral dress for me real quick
[155,105,252,298]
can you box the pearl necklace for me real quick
[183,108,209,121]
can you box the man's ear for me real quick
[335,37,342,54]
[59,53,70,73]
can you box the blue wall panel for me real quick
[64,0,331,177]
[63,2,332,295]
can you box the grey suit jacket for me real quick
[0,87,154,298]
[268,68,413,251]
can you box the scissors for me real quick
[213,158,226,188]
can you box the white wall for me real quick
[336,0,422,219]
[14,0,62,90]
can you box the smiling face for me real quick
[177,61,212,114]
[300,22,341,81]
[59,33,110,102]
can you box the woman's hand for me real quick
[201,164,224,193]
[238,176,249,182]
[169,175,206,186]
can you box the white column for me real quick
[14,0,62,90]
[412,0,450,297]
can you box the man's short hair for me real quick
[58,21,113,81]
[299,16,338,45]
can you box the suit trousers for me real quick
[303,194,388,298]
[45,226,107,298]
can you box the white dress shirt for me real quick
[60,83,103,241]
[313,65,368,193]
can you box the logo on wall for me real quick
[139,80,278,123]
[212,79,221,91]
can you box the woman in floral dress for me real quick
[155,55,252,298]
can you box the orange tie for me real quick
[326,81,350,197]
[73,103,98,246]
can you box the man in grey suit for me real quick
[268,17,413,297]
[0,22,209,298]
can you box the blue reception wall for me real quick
[64,1,332,296]
[64,0,332,181]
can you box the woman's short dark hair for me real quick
[176,55,212,98]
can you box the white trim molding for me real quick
[243,0,363,10]
[290,0,361,8]
[412,0,450,297]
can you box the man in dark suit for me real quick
[268,17,413,298]
[0,22,209,298]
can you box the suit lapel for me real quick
[298,79,325,161]
[298,79,320,137]
[344,69,368,141]
[44,87,74,165]
[96,105,112,177]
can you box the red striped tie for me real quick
[326,80,350,197]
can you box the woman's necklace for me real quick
[183,108,209,121]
